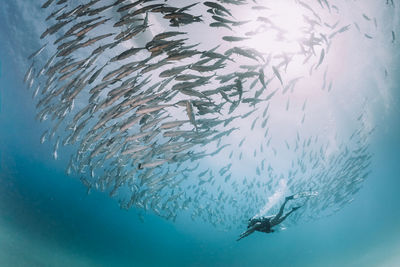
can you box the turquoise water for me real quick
[1,1,400,266]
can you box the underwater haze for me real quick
[1,0,400,266]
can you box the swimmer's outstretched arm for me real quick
[237,222,261,241]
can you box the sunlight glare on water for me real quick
[241,0,306,55]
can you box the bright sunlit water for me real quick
[1,0,400,266]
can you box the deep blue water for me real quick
[1,1,400,266]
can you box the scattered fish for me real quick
[22,0,379,229]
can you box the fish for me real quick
[210,22,233,31]
[41,0,54,8]
[139,159,169,169]
[28,43,48,60]
[53,137,60,160]
[363,33,373,39]
[204,2,232,17]
[185,101,198,131]
[24,62,35,84]
[136,104,172,115]
[160,120,189,129]
[315,49,325,69]
[272,66,283,85]
[23,0,377,227]
[222,36,250,42]
[111,47,144,62]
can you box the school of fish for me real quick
[23,0,396,229]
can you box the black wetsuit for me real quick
[237,196,301,241]
[248,217,274,233]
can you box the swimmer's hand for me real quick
[237,222,261,241]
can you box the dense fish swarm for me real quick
[23,0,394,229]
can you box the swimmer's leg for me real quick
[274,206,301,225]
[271,195,294,225]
